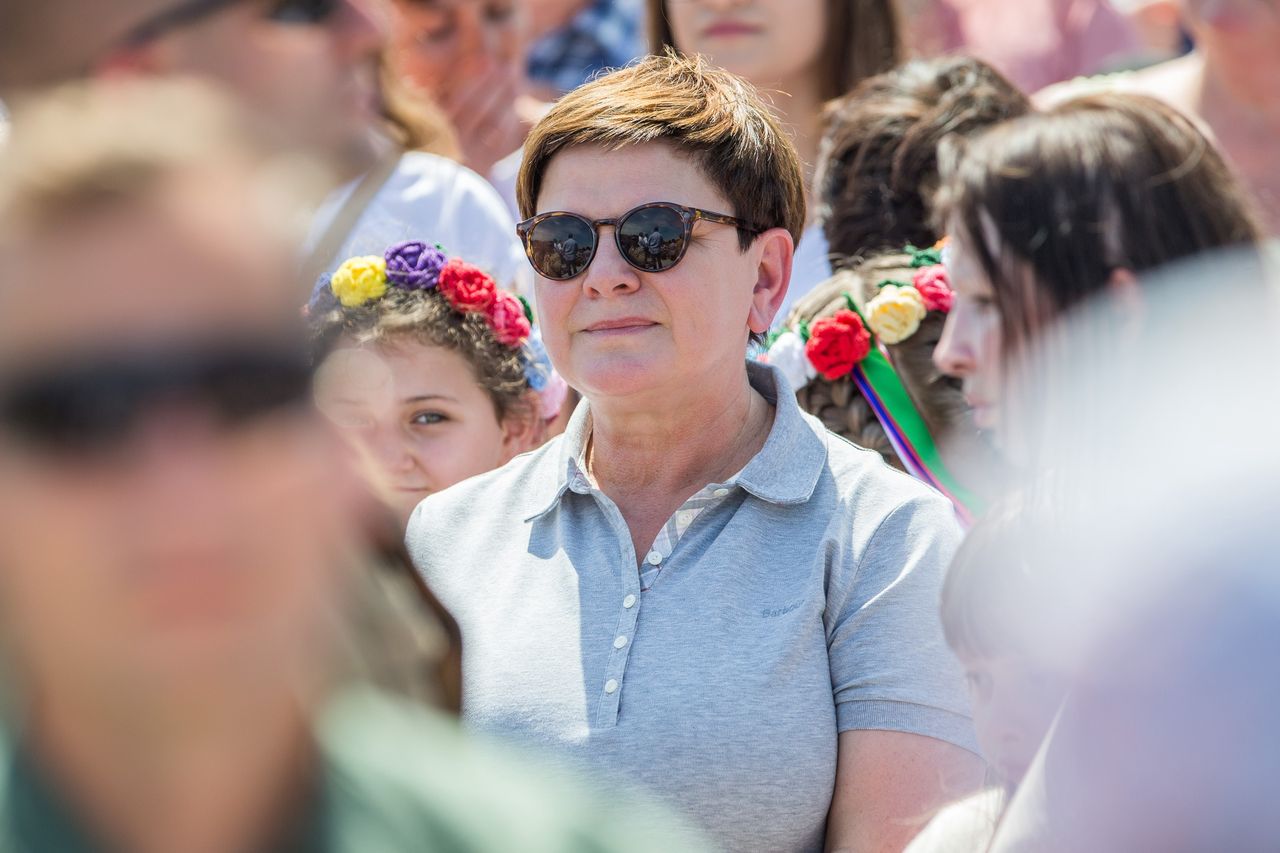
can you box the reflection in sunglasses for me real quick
[518,202,758,281]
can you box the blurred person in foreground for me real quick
[410,53,984,853]
[932,92,1263,462]
[648,0,902,314]
[901,503,1069,852]
[975,251,1280,852]
[0,0,529,293]
[1039,0,1280,236]
[0,79,708,853]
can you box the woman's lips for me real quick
[583,318,657,335]
[702,19,763,38]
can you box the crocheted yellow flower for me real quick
[330,256,388,307]
[866,284,927,344]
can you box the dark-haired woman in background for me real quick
[933,92,1263,454]
[768,57,1029,511]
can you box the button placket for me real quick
[588,488,642,729]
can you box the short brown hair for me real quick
[517,51,806,250]
[936,93,1264,357]
[646,0,901,103]
[816,56,1030,266]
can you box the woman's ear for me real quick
[748,227,796,335]
[500,392,547,462]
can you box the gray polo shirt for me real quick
[408,362,977,853]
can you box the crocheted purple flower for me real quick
[385,241,447,290]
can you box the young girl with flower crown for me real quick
[308,240,568,522]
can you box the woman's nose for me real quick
[933,312,973,378]
[580,226,642,297]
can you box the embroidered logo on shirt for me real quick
[761,601,803,618]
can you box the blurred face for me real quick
[315,338,537,520]
[1183,0,1280,36]
[958,652,1065,785]
[135,0,389,173]
[532,142,788,404]
[664,0,827,87]
[933,231,1004,433]
[0,172,360,699]
[390,0,521,100]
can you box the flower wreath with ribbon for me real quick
[764,241,979,521]
[308,240,569,420]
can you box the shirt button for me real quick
[714,488,730,498]
[623,594,637,609]
[604,679,619,695]
[614,636,628,649]
[645,551,662,566]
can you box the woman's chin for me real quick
[573,355,677,400]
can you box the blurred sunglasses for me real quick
[123,0,339,45]
[516,201,760,282]
[0,344,313,456]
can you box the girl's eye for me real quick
[411,411,447,426]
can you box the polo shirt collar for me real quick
[523,361,828,522]
[736,360,828,505]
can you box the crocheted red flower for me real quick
[913,265,953,313]
[437,258,496,313]
[488,291,532,346]
[805,310,871,380]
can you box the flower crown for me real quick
[314,241,534,348]
[310,241,569,419]
[764,240,977,521]
[767,242,954,389]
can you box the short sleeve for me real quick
[826,494,978,753]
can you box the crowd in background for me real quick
[0,1,1277,851]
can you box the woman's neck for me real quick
[25,682,316,853]
[587,367,772,500]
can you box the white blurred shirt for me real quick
[311,151,532,296]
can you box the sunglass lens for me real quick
[526,215,595,280]
[0,348,313,456]
[0,363,149,454]
[617,205,686,272]
[197,351,314,426]
[268,0,336,24]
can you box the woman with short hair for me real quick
[408,52,984,853]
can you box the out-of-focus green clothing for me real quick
[0,686,714,853]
